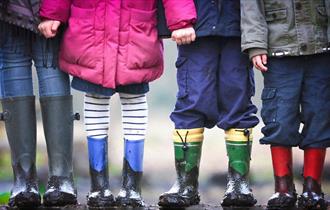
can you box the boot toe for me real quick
[298,192,328,210]
[116,196,145,207]
[87,190,116,207]
[9,191,41,207]
[267,192,297,209]
[221,192,257,207]
[44,190,77,206]
[158,192,200,207]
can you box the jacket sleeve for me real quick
[39,0,72,23]
[326,0,330,42]
[162,0,196,31]
[240,0,268,56]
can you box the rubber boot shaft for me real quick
[40,95,77,206]
[87,137,115,207]
[222,128,256,207]
[1,96,41,207]
[40,95,74,177]
[116,158,144,207]
[159,128,203,207]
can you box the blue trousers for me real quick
[170,36,259,130]
[260,53,330,149]
[0,23,70,98]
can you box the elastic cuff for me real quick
[249,48,268,60]
[225,128,253,142]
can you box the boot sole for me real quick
[158,194,200,207]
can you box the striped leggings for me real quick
[84,93,148,141]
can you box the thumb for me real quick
[51,21,60,32]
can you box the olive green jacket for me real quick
[240,0,330,58]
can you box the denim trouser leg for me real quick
[0,27,70,99]
[260,53,330,148]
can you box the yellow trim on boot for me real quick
[225,128,253,142]
[173,128,204,143]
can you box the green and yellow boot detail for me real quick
[221,128,257,207]
[158,128,203,207]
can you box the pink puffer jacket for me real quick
[40,0,196,88]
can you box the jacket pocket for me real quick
[261,87,277,123]
[175,57,189,99]
[61,5,96,69]
[314,5,327,26]
[265,8,289,46]
[127,8,162,70]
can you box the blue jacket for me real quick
[157,0,241,38]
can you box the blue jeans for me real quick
[0,24,70,99]
[170,36,259,130]
[260,52,330,149]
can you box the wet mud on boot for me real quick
[298,177,327,210]
[8,163,41,208]
[267,175,297,209]
[221,128,256,207]
[116,159,145,207]
[40,96,78,206]
[158,129,203,208]
[1,96,41,208]
[87,137,115,207]
[43,175,77,206]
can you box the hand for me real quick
[38,20,61,38]
[171,27,196,45]
[252,54,268,72]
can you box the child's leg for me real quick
[217,37,258,207]
[84,93,115,207]
[116,92,147,207]
[32,35,77,206]
[260,56,304,208]
[298,52,330,209]
[159,37,219,207]
[0,24,40,207]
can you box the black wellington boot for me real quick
[1,96,41,208]
[158,128,203,207]
[40,95,78,206]
[87,136,115,207]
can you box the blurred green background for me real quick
[0,40,329,205]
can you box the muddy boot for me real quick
[40,96,78,206]
[1,96,41,207]
[298,177,327,209]
[116,139,145,207]
[158,128,203,207]
[87,136,115,207]
[221,128,257,207]
[267,146,297,209]
[298,148,327,209]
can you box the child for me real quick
[158,0,259,207]
[0,0,77,207]
[38,0,196,207]
[241,0,330,209]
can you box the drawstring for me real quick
[236,128,252,160]
[176,130,189,152]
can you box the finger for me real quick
[256,58,268,72]
[51,21,60,32]
[176,38,183,45]
[185,36,192,45]
[191,32,196,42]
[261,54,267,65]
[253,56,263,71]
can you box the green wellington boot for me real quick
[1,96,41,207]
[221,128,257,207]
[158,128,203,207]
[40,95,79,206]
